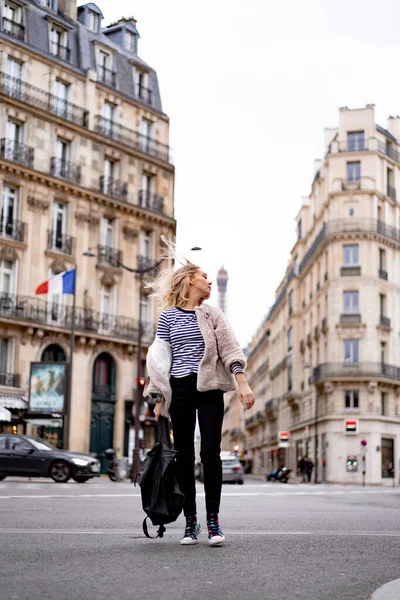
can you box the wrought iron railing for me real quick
[2,17,25,40]
[0,292,147,341]
[0,73,89,128]
[0,371,20,387]
[0,218,27,243]
[313,362,400,383]
[50,42,70,62]
[0,138,34,168]
[99,176,128,201]
[387,185,397,201]
[378,141,400,163]
[380,316,391,328]
[97,67,116,87]
[94,115,171,163]
[379,268,388,281]
[51,157,81,184]
[98,245,122,267]
[138,190,165,214]
[47,229,75,255]
[137,255,158,271]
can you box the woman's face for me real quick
[190,269,212,299]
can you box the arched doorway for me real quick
[41,344,66,362]
[90,353,116,472]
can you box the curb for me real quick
[371,578,400,600]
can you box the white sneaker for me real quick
[180,518,201,545]
[207,514,225,546]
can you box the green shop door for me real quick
[90,353,116,473]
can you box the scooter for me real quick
[266,466,291,483]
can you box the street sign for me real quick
[279,431,290,448]
[361,440,367,447]
[344,419,358,435]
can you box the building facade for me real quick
[0,0,175,464]
[242,105,400,485]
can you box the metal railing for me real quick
[98,245,122,267]
[340,313,361,325]
[313,362,400,383]
[50,42,70,62]
[137,255,158,271]
[138,190,165,214]
[51,157,81,184]
[0,218,27,243]
[387,185,397,201]
[99,176,128,201]
[380,316,391,328]
[0,73,89,128]
[47,229,75,255]
[337,140,367,152]
[2,17,24,40]
[94,115,171,163]
[0,138,34,168]
[97,67,116,87]
[136,85,153,106]
[0,292,148,341]
[379,268,388,281]
[0,371,20,387]
[378,141,400,163]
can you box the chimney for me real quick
[387,116,400,142]
[58,0,77,20]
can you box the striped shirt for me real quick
[156,307,243,378]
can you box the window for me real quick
[141,119,152,139]
[288,290,293,315]
[100,285,116,332]
[102,158,118,194]
[344,390,359,410]
[1,185,18,238]
[288,327,293,351]
[87,10,100,33]
[53,79,69,118]
[0,338,14,374]
[347,161,361,181]
[297,219,302,240]
[379,248,386,270]
[0,259,15,295]
[380,342,386,364]
[41,344,66,362]
[343,291,359,313]
[53,138,70,179]
[47,266,66,323]
[381,392,388,416]
[125,30,137,52]
[134,68,151,102]
[140,230,153,259]
[381,438,394,478]
[380,294,386,317]
[347,131,364,151]
[287,356,293,391]
[101,217,115,248]
[50,26,68,60]
[97,50,114,85]
[3,1,23,35]
[344,339,358,363]
[102,101,115,123]
[343,244,358,265]
[6,119,22,144]
[6,57,23,98]
[41,0,55,8]
[6,56,22,80]
[51,201,67,251]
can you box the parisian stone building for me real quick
[0,0,175,466]
[236,105,400,485]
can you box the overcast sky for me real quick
[102,0,400,346]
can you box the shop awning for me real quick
[24,418,63,428]
[0,396,28,409]
[0,407,11,422]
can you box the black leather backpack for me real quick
[137,417,184,538]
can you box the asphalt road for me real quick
[1,477,400,600]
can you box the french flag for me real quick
[35,269,76,295]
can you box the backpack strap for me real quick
[142,517,166,539]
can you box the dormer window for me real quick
[41,0,56,8]
[125,30,137,52]
[88,10,100,33]
[3,1,24,40]
[49,25,69,61]
[133,67,152,105]
[97,49,115,87]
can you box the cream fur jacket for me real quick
[145,303,246,418]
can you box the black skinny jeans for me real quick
[170,374,224,517]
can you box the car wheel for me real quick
[238,480,244,485]
[49,460,71,483]
[73,476,90,483]
[0,476,6,482]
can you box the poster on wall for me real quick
[28,362,67,414]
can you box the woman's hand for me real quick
[154,402,162,421]
[235,373,255,410]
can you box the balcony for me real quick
[100,176,128,201]
[335,140,368,153]
[378,141,400,163]
[136,85,153,106]
[321,317,327,332]
[0,138,34,168]
[380,316,391,329]
[341,265,361,276]
[94,116,172,163]
[50,157,81,185]
[50,42,70,62]
[0,292,141,341]
[342,179,361,191]
[97,66,116,87]
[0,218,27,243]
[312,362,400,383]
[98,245,122,268]
[138,190,165,215]
[2,17,25,40]
[0,371,20,387]
[387,185,397,202]
[47,230,75,256]
[340,313,361,325]
[0,73,89,127]
[137,255,158,271]
[379,268,388,281]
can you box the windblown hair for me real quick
[146,237,201,309]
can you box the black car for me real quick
[0,434,101,483]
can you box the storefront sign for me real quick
[28,362,67,415]
[278,431,291,448]
[344,419,358,434]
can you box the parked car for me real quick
[0,434,101,483]
[198,453,244,484]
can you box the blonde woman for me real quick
[146,252,255,546]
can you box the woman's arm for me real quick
[235,372,255,410]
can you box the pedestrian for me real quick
[299,455,309,483]
[145,242,255,546]
[307,458,314,483]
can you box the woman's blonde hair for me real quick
[146,237,201,309]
